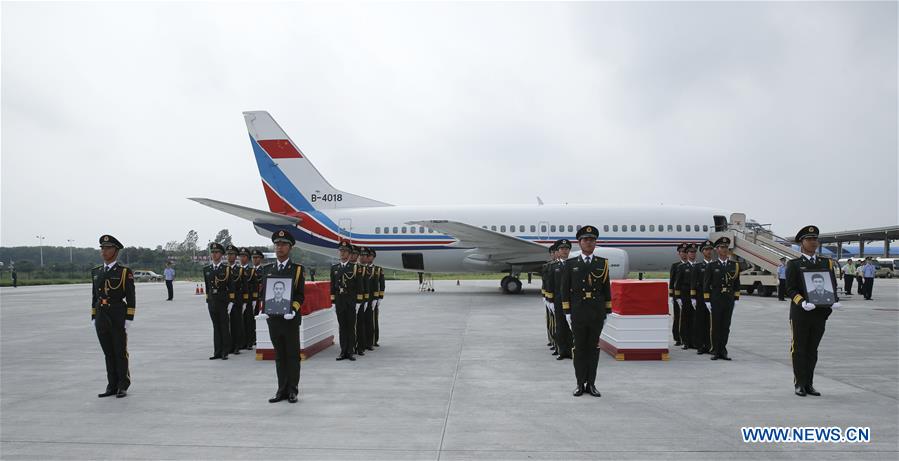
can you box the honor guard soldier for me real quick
[332,241,363,361]
[561,226,611,397]
[542,244,558,353]
[225,244,244,355]
[355,247,374,356]
[703,237,741,360]
[674,243,698,350]
[237,247,255,351]
[363,248,378,351]
[91,235,135,398]
[692,240,714,355]
[669,244,688,345]
[204,243,232,360]
[254,230,305,403]
[372,249,385,347]
[548,239,573,360]
[786,225,841,397]
[247,249,266,348]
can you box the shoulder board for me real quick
[93,265,103,270]
[118,265,130,270]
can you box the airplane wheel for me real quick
[500,276,512,293]
[504,277,522,294]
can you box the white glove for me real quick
[91,319,95,327]
[565,314,572,327]
[707,304,712,313]
[801,301,816,311]
[255,313,269,320]
[375,300,380,309]
[284,311,295,320]
[831,302,842,310]
[125,320,131,330]
[227,305,233,315]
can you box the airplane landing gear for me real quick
[500,275,522,294]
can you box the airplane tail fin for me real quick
[243,111,391,214]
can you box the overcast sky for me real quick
[2,1,897,249]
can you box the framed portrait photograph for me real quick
[802,270,836,306]
[263,276,293,316]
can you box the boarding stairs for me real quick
[710,213,802,274]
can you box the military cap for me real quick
[714,236,731,248]
[238,247,250,256]
[209,242,225,252]
[251,249,264,257]
[359,247,371,256]
[370,248,377,257]
[337,241,352,252]
[350,245,360,254]
[99,234,123,249]
[685,243,697,252]
[548,243,557,253]
[576,225,598,240]
[225,244,239,254]
[795,225,819,242]
[700,240,714,250]
[271,229,295,246]
[676,243,687,252]
[555,238,572,249]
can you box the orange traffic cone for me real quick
[200,285,205,295]
[195,284,201,295]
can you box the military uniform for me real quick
[91,235,135,398]
[548,239,573,359]
[373,249,385,347]
[541,245,557,352]
[692,241,714,354]
[703,237,741,360]
[246,249,266,348]
[674,244,697,349]
[669,243,687,345]
[356,247,374,355]
[786,225,839,397]
[331,242,364,361]
[225,244,245,355]
[204,243,232,360]
[259,230,305,403]
[561,226,611,397]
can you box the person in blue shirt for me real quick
[164,262,175,301]
[862,258,876,300]
[777,257,787,301]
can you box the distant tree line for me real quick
[1,229,337,282]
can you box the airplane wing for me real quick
[189,197,301,226]
[406,219,548,264]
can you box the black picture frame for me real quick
[801,270,836,306]
[263,276,293,316]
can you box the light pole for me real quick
[35,235,45,267]
[66,239,75,263]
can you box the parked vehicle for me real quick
[133,270,163,282]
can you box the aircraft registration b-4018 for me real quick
[191,111,729,293]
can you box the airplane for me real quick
[191,111,730,293]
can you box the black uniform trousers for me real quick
[671,298,681,343]
[267,315,301,396]
[165,280,174,300]
[373,305,380,345]
[710,295,735,356]
[842,275,853,295]
[95,305,130,392]
[778,279,786,300]
[364,303,375,349]
[553,302,572,356]
[571,309,605,386]
[335,298,357,356]
[790,310,829,388]
[229,300,244,353]
[355,304,369,353]
[679,291,694,348]
[863,277,874,299]
[208,298,231,357]
[243,300,256,348]
[692,298,711,352]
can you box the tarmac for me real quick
[1,279,897,460]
